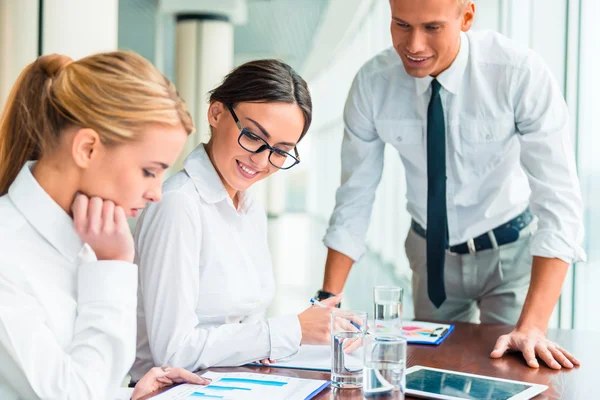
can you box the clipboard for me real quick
[402,321,454,345]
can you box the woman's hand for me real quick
[298,294,343,345]
[256,358,276,366]
[72,193,135,262]
[131,366,210,400]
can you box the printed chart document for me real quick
[401,321,454,345]
[151,371,330,400]
[248,344,363,371]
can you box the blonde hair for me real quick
[0,51,194,195]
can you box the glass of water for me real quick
[373,286,403,336]
[363,334,407,399]
[330,309,368,389]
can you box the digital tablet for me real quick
[405,366,548,400]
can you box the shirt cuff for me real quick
[323,226,365,261]
[530,229,587,264]
[267,314,302,360]
[78,260,138,306]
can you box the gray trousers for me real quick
[405,222,536,325]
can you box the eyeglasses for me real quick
[227,104,300,170]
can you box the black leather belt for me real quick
[411,208,534,255]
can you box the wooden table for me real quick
[145,322,595,399]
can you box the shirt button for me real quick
[485,134,492,140]
[396,136,403,142]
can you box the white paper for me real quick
[150,371,329,400]
[114,387,134,400]
[264,344,363,371]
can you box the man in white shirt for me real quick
[316,0,584,370]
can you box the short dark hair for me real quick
[208,59,312,142]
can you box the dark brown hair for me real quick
[208,59,312,142]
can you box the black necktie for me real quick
[426,79,447,308]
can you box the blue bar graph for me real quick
[205,385,251,391]
[220,378,288,387]
[189,393,224,398]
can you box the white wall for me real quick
[0,0,38,112]
[573,0,600,331]
[42,0,118,58]
[0,0,121,116]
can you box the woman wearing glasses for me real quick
[130,59,341,379]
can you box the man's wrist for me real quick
[315,289,341,308]
[516,319,547,334]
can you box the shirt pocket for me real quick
[454,117,516,178]
[459,118,515,143]
[375,120,426,170]
[375,119,425,167]
[375,120,424,145]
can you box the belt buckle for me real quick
[467,238,476,256]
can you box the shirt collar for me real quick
[184,144,253,213]
[8,161,84,262]
[414,31,469,96]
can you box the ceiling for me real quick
[118,0,330,76]
[233,0,330,70]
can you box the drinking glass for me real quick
[330,309,368,389]
[373,286,403,336]
[363,334,407,399]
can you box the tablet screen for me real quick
[406,368,533,399]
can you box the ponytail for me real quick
[0,51,193,196]
[0,54,72,196]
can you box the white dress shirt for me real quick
[0,162,138,400]
[130,144,301,381]
[324,29,586,265]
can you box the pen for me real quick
[309,297,328,308]
[429,326,443,336]
[429,327,448,338]
[309,298,363,331]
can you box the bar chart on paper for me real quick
[151,371,330,400]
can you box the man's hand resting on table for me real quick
[490,325,580,370]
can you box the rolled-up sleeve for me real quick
[514,52,586,264]
[323,69,386,261]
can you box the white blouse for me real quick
[130,144,301,381]
[0,162,138,400]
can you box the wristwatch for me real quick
[315,289,341,308]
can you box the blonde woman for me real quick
[0,52,209,400]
